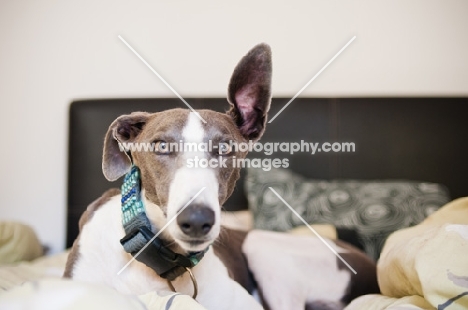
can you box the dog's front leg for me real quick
[192,250,263,310]
[196,277,263,310]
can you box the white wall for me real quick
[1,0,467,253]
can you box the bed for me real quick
[1,97,467,309]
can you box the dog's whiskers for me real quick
[221,206,244,224]
[212,226,230,248]
[164,240,177,248]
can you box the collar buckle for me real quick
[120,225,206,281]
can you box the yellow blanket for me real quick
[346,197,468,310]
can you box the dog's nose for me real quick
[177,204,215,238]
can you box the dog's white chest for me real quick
[71,196,261,309]
[72,196,167,294]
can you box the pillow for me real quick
[245,168,451,260]
[0,222,43,264]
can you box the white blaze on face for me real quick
[166,112,220,248]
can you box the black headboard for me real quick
[67,97,468,247]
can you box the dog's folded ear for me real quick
[102,112,150,181]
[227,43,272,141]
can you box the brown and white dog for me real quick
[64,44,378,310]
[64,43,271,310]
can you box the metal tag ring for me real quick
[167,267,198,299]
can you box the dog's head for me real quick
[102,43,272,252]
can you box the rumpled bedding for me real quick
[2,200,467,310]
[0,238,206,310]
[0,251,68,291]
[0,278,206,310]
[346,197,468,310]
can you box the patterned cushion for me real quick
[245,168,451,260]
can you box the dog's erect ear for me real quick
[102,112,150,181]
[227,43,272,141]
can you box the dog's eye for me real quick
[217,142,232,156]
[155,141,171,155]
